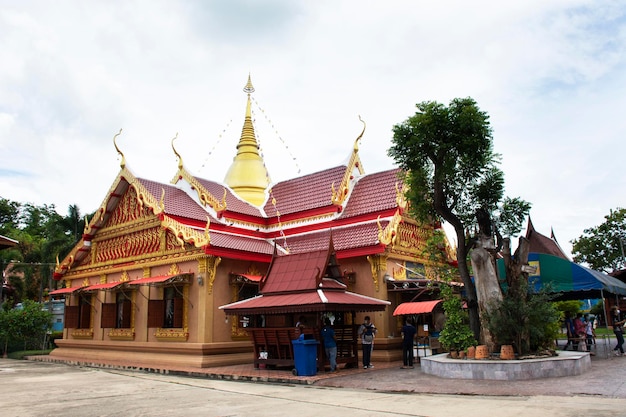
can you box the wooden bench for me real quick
[249,328,299,368]
[249,325,359,370]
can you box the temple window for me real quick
[228,273,261,337]
[148,285,184,328]
[101,291,132,329]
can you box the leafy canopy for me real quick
[388,97,528,238]
[571,207,626,273]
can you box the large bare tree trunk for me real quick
[471,234,502,351]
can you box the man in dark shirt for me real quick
[401,317,417,369]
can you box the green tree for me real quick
[388,98,530,339]
[571,207,626,273]
[0,300,52,355]
[1,198,88,303]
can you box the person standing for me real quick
[358,316,377,369]
[321,318,337,372]
[584,314,596,356]
[611,306,626,356]
[401,317,417,369]
[574,313,586,351]
[563,311,577,350]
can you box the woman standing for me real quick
[610,306,626,356]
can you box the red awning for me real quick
[49,287,81,295]
[220,289,390,315]
[393,300,443,316]
[127,273,191,286]
[240,274,262,282]
[82,282,124,292]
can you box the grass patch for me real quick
[7,350,52,360]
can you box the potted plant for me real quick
[438,283,477,356]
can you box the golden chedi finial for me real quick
[223,74,271,206]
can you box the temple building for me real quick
[49,76,455,368]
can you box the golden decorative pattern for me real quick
[331,116,366,207]
[366,254,387,292]
[168,263,181,275]
[120,271,130,282]
[82,278,90,287]
[377,210,403,246]
[155,328,189,341]
[393,264,407,280]
[171,168,228,213]
[71,329,94,338]
[160,215,210,249]
[205,256,222,295]
[393,221,432,256]
[95,227,161,263]
[395,182,409,212]
[108,328,135,340]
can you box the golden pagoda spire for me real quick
[223,74,271,206]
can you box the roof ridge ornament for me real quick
[331,116,366,208]
[171,132,183,170]
[112,128,125,169]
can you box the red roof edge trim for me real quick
[336,244,386,259]
[204,247,272,263]
[273,206,339,224]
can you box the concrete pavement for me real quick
[2,358,626,417]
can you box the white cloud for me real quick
[0,0,625,257]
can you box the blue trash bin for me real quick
[292,335,319,376]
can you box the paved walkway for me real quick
[29,338,626,399]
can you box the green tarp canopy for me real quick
[496,253,626,299]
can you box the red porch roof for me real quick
[393,300,443,316]
[82,282,124,292]
[49,287,81,295]
[220,289,389,315]
[127,273,192,286]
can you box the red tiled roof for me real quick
[261,248,329,293]
[263,166,346,216]
[340,169,402,218]
[193,177,264,216]
[219,289,389,315]
[209,231,275,255]
[284,221,387,254]
[392,300,442,316]
[138,178,215,223]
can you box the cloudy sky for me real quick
[1,1,625,257]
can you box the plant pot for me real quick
[475,344,489,359]
[459,350,466,359]
[500,344,515,360]
[449,350,459,359]
[466,346,475,359]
